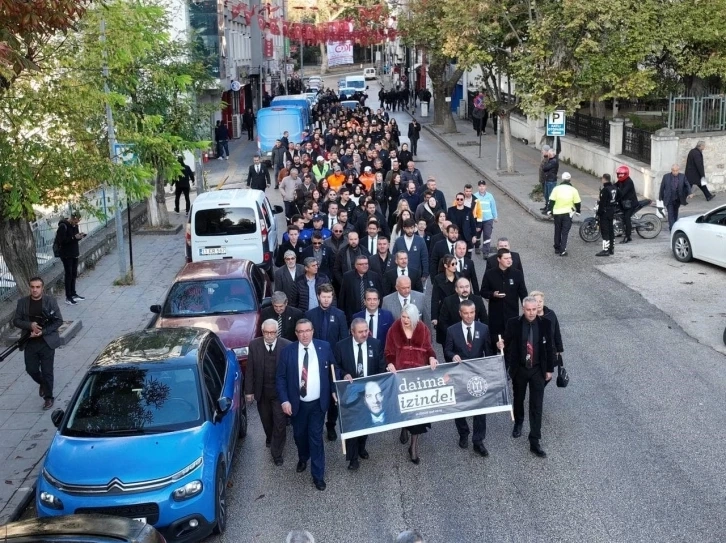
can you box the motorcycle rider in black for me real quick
[616,165,638,243]
[596,173,621,257]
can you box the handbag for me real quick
[556,354,569,388]
[622,199,632,210]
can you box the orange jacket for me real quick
[358,172,376,191]
[327,172,345,190]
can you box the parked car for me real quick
[1,514,166,542]
[150,259,272,371]
[671,203,726,269]
[36,327,245,543]
[364,67,376,80]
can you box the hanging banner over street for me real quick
[327,41,354,67]
[335,356,512,439]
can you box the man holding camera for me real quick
[13,277,63,410]
[55,212,86,305]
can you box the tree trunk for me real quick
[319,43,328,75]
[428,59,462,133]
[591,97,606,118]
[0,217,38,296]
[500,113,515,173]
[146,173,170,227]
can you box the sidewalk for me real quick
[414,111,716,220]
[0,137,256,524]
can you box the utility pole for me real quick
[300,35,304,79]
[100,19,127,277]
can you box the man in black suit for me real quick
[444,300,502,457]
[384,250,423,295]
[274,251,304,302]
[437,277,488,345]
[305,283,348,442]
[353,289,395,350]
[301,232,334,280]
[333,231,369,289]
[484,238,524,274]
[453,240,480,296]
[481,248,527,351]
[245,319,291,465]
[334,318,385,471]
[338,255,384,323]
[247,155,271,191]
[447,193,477,249]
[276,225,308,268]
[369,236,394,277]
[354,200,391,238]
[360,220,382,258]
[429,224,460,277]
[502,297,557,458]
[260,291,303,342]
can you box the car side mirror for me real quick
[260,297,272,309]
[695,215,704,223]
[51,409,64,428]
[273,205,284,214]
[214,397,232,422]
[150,304,161,314]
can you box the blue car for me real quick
[36,327,246,543]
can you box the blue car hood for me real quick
[44,426,207,485]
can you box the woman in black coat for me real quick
[430,255,459,345]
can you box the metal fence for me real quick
[667,94,726,132]
[565,111,611,148]
[0,185,125,301]
[623,125,652,164]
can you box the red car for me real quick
[150,259,272,371]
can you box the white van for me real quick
[345,75,367,91]
[185,188,283,275]
[363,67,376,80]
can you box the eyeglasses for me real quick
[333,229,343,233]
[284,257,296,261]
[312,242,322,246]
[455,198,464,202]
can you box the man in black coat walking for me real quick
[338,255,383,323]
[174,155,194,214]
[260,292,303,342]
[685,141,714,201]
[502,297,557,458]
[247,155,271,191]
[481,248,527,352]
[447,193,478,249]
[55,212,86,305]
[407,118,421,156]
[242,108,255,141]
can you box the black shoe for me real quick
[530,442,547,458]
[43,398,54,410]
[359,449,370,460]
[408,446,420,465]
[399,428,409,444]
[39,385,45,398]
[72,294,85,301]
[620,237,632,244]
[560,250,568,256]
[274,457,284,466]
[473,443,490,457]
[458,435,468,449]
[265,438,271,447]
[65,298,77,305]
[327,427,337,441]
[314,479,327,491]
[347,459,360,471]
[706,195,714,202]
[512,424,522,438]
[296,461,307,473]
[595,250,610,257]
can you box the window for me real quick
[203,357,223,400]
[194,207,256,236]
[163,279,256,317]
[706,209,726,226]
[250,266,266,300]
[206,338,228,387]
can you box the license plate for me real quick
[132,517,147,524]
[201,247,226,255]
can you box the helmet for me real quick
[616,165,630,181]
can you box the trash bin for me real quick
[421,102,429,117]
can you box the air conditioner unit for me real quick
[231,114,242,139]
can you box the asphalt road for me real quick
[207,77,726,543]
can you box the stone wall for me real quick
[676,133,726,193]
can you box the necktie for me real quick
[268,344,274,354]
[368,313,374,337]
[321,310,329,340]
[403,297,408,307]
[370,239,374,254]
[277,314,282,337]
[526,325,534,368]
[360,276,365,306]
[357,342,364,377]
[449,243,454,253]
[256,165,259,173]
[459,259,463,272]
[301,347,309,397]
[401,268,406,276]
[466,326,473,349]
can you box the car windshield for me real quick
[194,207,256,236]
[163,278,256,317]
[63,366,202,437]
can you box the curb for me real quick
[135,223,184,236]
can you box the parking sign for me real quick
[547,110,566,136]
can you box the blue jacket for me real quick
[305,305,348,344]
[352,308,395,349]
[392,235,429,277]
[276,339,336,416]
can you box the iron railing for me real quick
[667,94,726,132]
[623,125,652,164]
[565,111,610,147]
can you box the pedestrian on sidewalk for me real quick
[407,118,421,156]
[538,145,551,209]
[473,180,497,256]
[174,155,194,215]
[546,172,581,256]
[595,173,621,257]
[615,166,638,243]
[685,141,714,201]
[13,277,63,410]
[242,108,255,141]
[541,149,559,210]
[659,164,692,231]
[215,120,229,160]
[55,212,86,305]
[245,319,291,466]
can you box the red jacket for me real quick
[384,320,436,370]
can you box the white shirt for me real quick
[398,267,409,277]
[354,340,368,377]
[298,342,320,402]
[397,293,410,308]
[457,258,464,272]
[265,339,277,353]
[287,267,297,280]
[368,235,378,254]
[461,321,475,345]
[366,312,378,337]
[403,235,414,251]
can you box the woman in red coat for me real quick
[384,304,438,464]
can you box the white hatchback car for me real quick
[671,203,726,269]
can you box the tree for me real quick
[398,0,463,132]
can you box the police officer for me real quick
[546,172,581,256]
[596,174,621,257]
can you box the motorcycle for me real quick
[579,199,663,242]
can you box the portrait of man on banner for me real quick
[339,374,400,433]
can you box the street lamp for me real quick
[292,4,319,80]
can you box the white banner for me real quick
[327,41,354,67]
